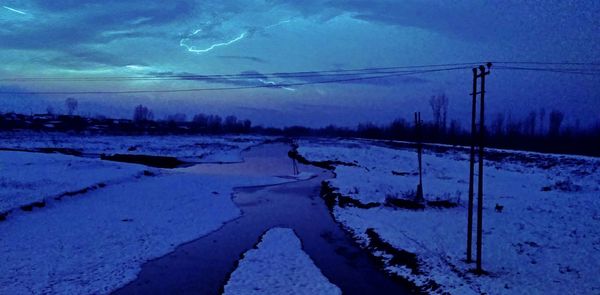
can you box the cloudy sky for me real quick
[0,0,598,127]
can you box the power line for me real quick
[1,61,598,95]
[0,69,461,83]
[0,62,484,82]
[492,61,600,66]
[494,66,600,76]
[0,66,472,95]
[2,61,597,83]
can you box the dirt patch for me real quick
[320,181,380,209]
[55,182,107,200]
[37,147,83,156]
[20,201,46,212]
[385,197,425,210]
[288,149,358,170]
[101,153,187,168]
[365,228,438,294]
[366,228,420,274]
[427,199,459,208]
[541,179,582,192]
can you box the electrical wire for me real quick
[0,66,472,95]
[0,62,484,82]
[1,61,598,95]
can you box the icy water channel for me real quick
[113,143,409,295]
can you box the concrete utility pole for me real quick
[291,139,299,175]
[414,112,424,201]
[466,63,491,273]
[476,63,491,273]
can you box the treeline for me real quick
[1,99,599,157]
[132,104,252,133]
[272,114,600,157]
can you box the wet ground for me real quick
[113,143,409,294]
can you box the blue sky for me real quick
[0,0,598,127]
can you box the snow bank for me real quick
[298,138,600,294]
[223,228,341,295]
[0,151,146,213]
[0,131,265,163]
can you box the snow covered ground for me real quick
[298,138,600,294]
[0,151,147,214]
[0,134,308,294]
[0,131,265,162]
[223,228,341,295]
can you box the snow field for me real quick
[298,138,600,294]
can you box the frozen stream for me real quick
[113,143,409,294]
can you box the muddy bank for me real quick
[100,153,189,168]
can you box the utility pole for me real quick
[414,112,424,201]
[466,68,477,263]
[475,63,491,273]
[292,157,299,175]
[466,63,491,273]
[291,139,299,175]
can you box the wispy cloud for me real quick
[3,6,27,15]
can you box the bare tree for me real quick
[207,115,222,131]
[133,104,154,122]
[524,111,536,136]
[548,110,564,136]
[166,113,187,122]
[65,97,78,116]
[539,108,546,135]
[192,113,208,129]
[224,115,237,128]
[429,93,449,131]
[491,113,505,136]
[242,119,252,132]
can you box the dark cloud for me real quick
[0,1,196,51]
[271,0,600,46]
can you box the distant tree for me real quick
[46,105,55,116]
[389,118,409,138]
[242,119,252,132]
[505,113,522,137]
[65,98,78,116]
[207,115,222,132]
[191,113,208,131]
[524,111,536,136]
[357,122,382,139]
[133,104,154,122]
[224,115,238,131]
[429,93,449,131]
[491,113,505,136]
[539,108,546,135]
[449,119,461,134]
[166,113,187,122]
[548,110,564,136]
